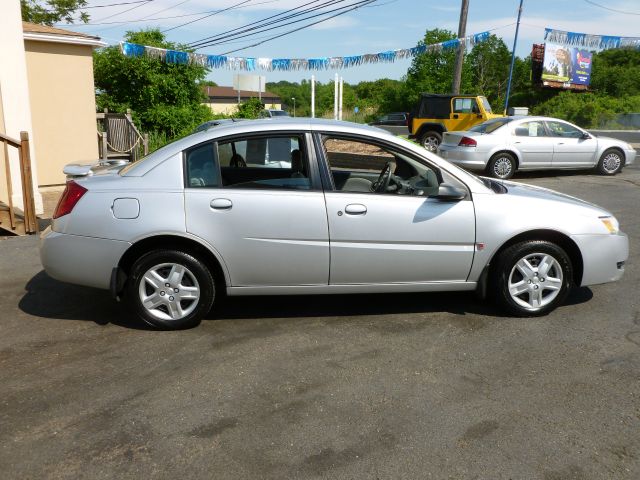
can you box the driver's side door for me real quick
[318,134,476,285]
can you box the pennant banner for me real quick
[544,28,640,51]
[120,31,491,71]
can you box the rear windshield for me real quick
[470,117,513,134]
[270,110,288,117]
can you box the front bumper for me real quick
[40,227,131,290]
[624,147,636,166]
[571,232,628,286]
[437,145,487,171]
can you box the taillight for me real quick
[458,136,477,147]
[53,181,87,219]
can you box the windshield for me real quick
[480,96,493,113]
[470,117,513,134]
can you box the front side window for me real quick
[514,121,547,137]
[217,135,311,190]
[545,121,583,138]
[322,136,441,197]
[185,142,218,188]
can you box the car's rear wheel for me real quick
[127,250,214,329]
[597,148,623,175]
[419,131,442,152]
[487,152,516,180]
[493,240,572,317]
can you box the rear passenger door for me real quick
[510,120,554,168]
[184,132,330,287]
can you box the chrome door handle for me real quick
[557,142,565,145]
[344,204,367,215]
[210,198,233,210]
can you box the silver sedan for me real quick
[437,116,636,179]
[40,119,628,329]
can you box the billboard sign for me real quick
[541,42,592,86]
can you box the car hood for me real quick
[499,179,610,215]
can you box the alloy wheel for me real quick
[138,262,201,321]
[493,156,513,179]
[507,253,563,310]
[602,152,622,174]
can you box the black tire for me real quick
[596,148,624,175]
[127,249,215,330]
[487,152,516,180]
[492,240,573,317]
[419,131,442,152]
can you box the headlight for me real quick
[599,216,619,234]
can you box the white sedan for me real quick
[437,116,636,179]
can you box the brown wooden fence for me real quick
[0,131,38,234]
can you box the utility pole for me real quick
[504,0,524,115]
[451,0,469,94]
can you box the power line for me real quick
[92,0,154,22]
[57,0,280,27]
[219,0,377,54]
[188,0,339,48]
[80,0,149,8]
[192,0,369,50]
[162,0,255,33]
[583,0,640,16]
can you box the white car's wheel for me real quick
[493,240,572,317]
[419,131,442,152]
[488,152,516,180]
[127,250,215,329]
[597,149,623,175]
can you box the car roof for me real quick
[124,118,392,176]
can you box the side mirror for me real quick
[431,183,467,201]
[581,132,591,140]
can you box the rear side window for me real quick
[185,142,218,188]
[217,135,311,190]
[514,121,547,137]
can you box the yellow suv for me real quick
[409,94,503,151]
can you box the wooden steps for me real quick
[0,207,27,236]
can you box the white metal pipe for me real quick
[334,73,339,120]
[338,77,344,121]
[311,75,315,118]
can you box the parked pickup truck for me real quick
[409,94,503,151]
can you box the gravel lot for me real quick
[1,163,639,479]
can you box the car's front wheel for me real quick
[597,148,624,175]
[493,240,572,317]
[127,250,215,329]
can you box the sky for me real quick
[61,0,640,86]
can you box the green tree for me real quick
[590,48,640,97]
[466,34,512,110]
[21,0,89,25]
[94,29,212,138]
[236,98,265,118]
[403,29,471,108]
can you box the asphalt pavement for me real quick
[1,163,639,479]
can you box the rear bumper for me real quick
[437,145,487,171]
[571,232,628,286]
[39,227,131,290]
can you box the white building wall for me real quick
[0,0,43,214]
